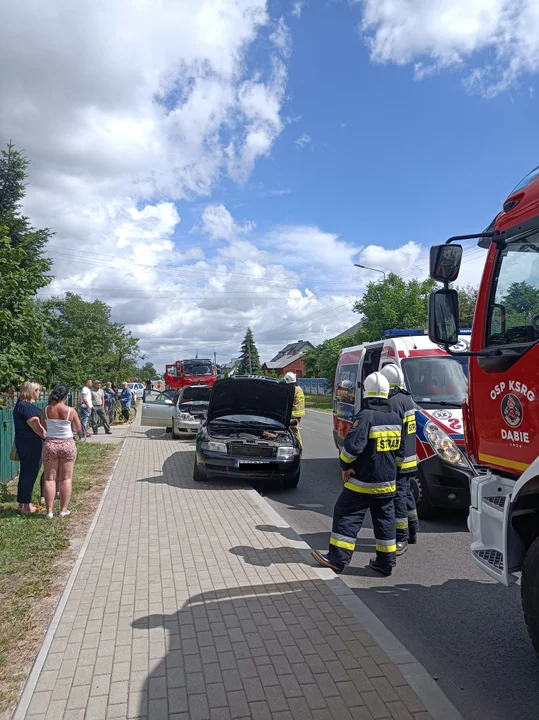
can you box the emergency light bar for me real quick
[384,328,472,338]
[384,329,427,337]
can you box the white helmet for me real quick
[284,372,297,384]
[363,371,390,399]
[380,364,405,389]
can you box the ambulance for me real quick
[333,330,476,517]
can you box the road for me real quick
[264,410,539,720]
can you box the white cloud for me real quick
[200,205,256,241]
[295,134,312,148]
[292,1,305,18]
[357,0,539,96]
[270,17,293,57]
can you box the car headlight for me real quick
[276,446,298,460]
[176,412,192,420]
[425,421,469,469]
[201,441,227,453]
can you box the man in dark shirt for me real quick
[312,372,402,576]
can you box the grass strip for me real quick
[305,394,333,412]
[0,442,120,713]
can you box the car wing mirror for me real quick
[165,399,173,405]
[289,419,298,426]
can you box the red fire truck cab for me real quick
[428,166,539,655]
[165,359,216,391]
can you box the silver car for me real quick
[140,386,211,436]
[172,385,211,438]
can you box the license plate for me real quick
[234,459,271,468]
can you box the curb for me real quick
[12,435,129,720]
[246,487,464,720]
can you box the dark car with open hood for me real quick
[193,376,302,489]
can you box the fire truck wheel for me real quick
[410,475,438,520]
[521,536,539,657]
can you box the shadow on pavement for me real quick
[132,579,382,718]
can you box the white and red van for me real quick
[333,330,476,517]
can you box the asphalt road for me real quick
[264,410,539,720]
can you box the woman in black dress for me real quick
[13,381,47,513]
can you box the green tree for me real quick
[237,327,261,375]
[352,273,436,341]
[42,293,140,387]
[0,143,52,392]
[504,281,539,319]
[455,285,478,327]
[138,361,158,379]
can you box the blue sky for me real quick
[5,0,539,365]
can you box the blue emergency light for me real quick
[384,328,472,338]
[384,329,427,338]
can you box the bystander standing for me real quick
[91,381,112,434]
[80,379,93,438]
[120,382,132,423]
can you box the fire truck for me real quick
[333,331,475,518]
[427,166,539,654]
[165,358,216,391]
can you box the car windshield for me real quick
[211,414,285,428]
[182,387,212,402]
[401,356,468,407]
[183,360,213,376]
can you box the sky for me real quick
[2,0,539,370]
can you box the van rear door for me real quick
[333,349,364,446]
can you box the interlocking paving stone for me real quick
[17,425,433,719]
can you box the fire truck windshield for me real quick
[401,356,468,407]
[183,360,213,376]
[486,232,539,347]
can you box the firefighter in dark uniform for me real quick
[380,364,419,554]
[311,372,402,576]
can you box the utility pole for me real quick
[214,351,217,367]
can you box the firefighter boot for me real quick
[311,550,344,574]
[396,540,408,556]
[408,531,418,545]
[369,558,392,576]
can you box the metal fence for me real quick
[298,378,329,395]
[0,391,82,484]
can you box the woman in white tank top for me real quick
[41,384,82,519]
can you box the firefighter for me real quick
[284,372,305,445]
[380,364,419,554]
[311,372,401,576]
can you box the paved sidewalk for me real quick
[16,425,448,720]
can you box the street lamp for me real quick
[354,263,386,280]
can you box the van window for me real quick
[362,346,383,382]
[335,363,357,405]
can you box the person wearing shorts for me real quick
[41,384,81,519]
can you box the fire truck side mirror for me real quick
[428,289,459,346]
[429,244,462,283]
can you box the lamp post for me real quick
[354,263,386,280]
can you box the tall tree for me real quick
[0,143,52,392]
[352,273,436,341]
[138,361,158,379]
[42,293,140,387]
[237,327,261,375]
[455,285,478,327]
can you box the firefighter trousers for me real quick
[290,419,302,446]
[394,473,419,542]
[328,488,396,570]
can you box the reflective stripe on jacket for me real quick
[338,400,402,495]
[387,388,417,474]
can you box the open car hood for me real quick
[207,377,295,426]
